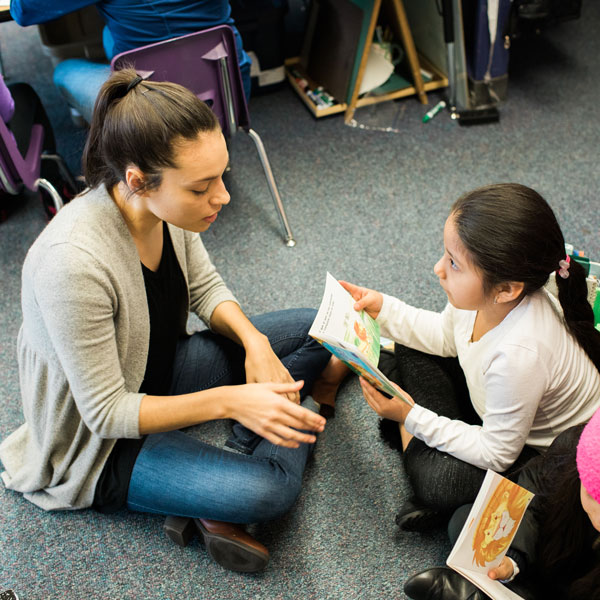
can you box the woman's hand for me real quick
[359,377,414,424]
[488,557,514,582]
[339,280,384,320]
[244,334,300,403]
[225,380,325,448]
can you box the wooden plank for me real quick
[355,86,418,106]
[388,0,427,104]
[344,0,381,123]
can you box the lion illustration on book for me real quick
[472,478,533,567]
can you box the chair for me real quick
[0,113,73,217]
[111,25,296,246]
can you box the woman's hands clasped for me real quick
[244,334,300,403]
[228,380,325,449]
[226,333,324,448]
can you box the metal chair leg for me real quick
[246,128,295,247]
[35,178,64,213]
[41,153,79,192]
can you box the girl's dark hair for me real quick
[82,68,220,192]
[533,425,600,600]
[452,183,600,373]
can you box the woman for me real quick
[0,70,343,573]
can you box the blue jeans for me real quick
[52,28,252,124]
[126,308,330,524]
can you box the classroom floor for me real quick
[1,4,599,598]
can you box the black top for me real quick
[93,222,187,513]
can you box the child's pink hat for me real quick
[577,408,600,503]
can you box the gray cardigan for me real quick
[0,186,237,510]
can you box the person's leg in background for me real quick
[52,59,111,125]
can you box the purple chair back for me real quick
[111,25,250,137]
[0,116,44,194]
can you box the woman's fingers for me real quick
[269,423,318,446]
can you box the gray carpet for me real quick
[1,5,599,599]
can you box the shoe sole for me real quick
[194,519,269,573]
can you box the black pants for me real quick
[385,344,539,512]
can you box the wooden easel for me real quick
[285,0,448,123]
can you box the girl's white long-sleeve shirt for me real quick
[377,290,600,471]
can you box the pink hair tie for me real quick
[557,255,570,279]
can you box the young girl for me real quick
[0,69,343,573]
[403,409,600,600]
[342,183,600,529]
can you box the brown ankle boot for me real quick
[194,518,269,572]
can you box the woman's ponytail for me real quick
[82,68,219,192]
[82,69,133,189]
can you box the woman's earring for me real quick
[493,296,498,305]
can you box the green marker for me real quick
[423,100,446,123]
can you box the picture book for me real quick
[447,470,535,600]
[309,273,411,405]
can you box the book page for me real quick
[447,470,534,600]
[309,273,412,405]
[309,272,380,365]
[452,568,526,600]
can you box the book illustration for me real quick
[447,470,534,600]
[310,273,411,405]
[472,477,531,567]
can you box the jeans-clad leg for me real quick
[170,308,329,453]
[127,308,330,522]
[126,399,317,523]
[53,59,111,124]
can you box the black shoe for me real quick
[395,500,448,532]
[404,567,489,600]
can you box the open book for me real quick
[309,273,411,405]
[447,470,535,600]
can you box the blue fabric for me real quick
[52,60,111,124]
[126,308,331,523]
[11,0,244,59]
[13,0,252,119]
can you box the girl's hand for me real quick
[227,380,325,448]
[339,280,384,320]
[488,557,514,582]
[244,334,300,403]
[359,377,414,424]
